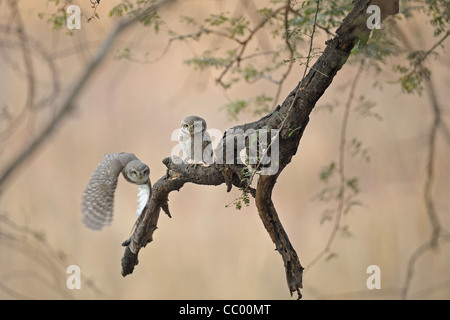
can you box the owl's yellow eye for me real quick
[132,170,137,175]
[183,124,189,128]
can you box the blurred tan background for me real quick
[0,0,449,299]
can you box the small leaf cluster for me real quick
[38,0,68,32]
[177,1,352,117]
[221,95,273,120]
[225,167,252,211]
[109,0,164,31]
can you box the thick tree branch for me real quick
[121,157,227,275]
[121,0,400,299]
[255,174,304,299]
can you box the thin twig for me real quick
[7,0,35,113]
[423,75,442,247]
[391,22,447,299]
[306,61,364,270]
[215,5,286,87]
[400,233,450,299]
[412,30,449,71]
[392,23,445,245]
[287,6,336,37]
[271,0,295,108]
[87,0,101,22]
[0,213,108,299]
[301,0,320,81]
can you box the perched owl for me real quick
[81,153,151,230]
[178,116,213,165]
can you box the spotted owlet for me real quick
[81,153,151,230]
[178,115,213,165]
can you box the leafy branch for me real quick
[392,22,450,299]
[395,30,449,95]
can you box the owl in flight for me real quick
[178,115,213,165]
[81,153,151,230]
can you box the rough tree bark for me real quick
[121,0,399,299]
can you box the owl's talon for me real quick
[190,163,199,170]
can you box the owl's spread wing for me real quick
[81,154,128,230]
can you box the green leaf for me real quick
[221,100,248,120]
[184,50,230,70]
[344,200,364,214]
[320,208,335,225]
[180,15,196,25]
[253,94,273,116]
[205,13,229,26]
[228,16,249,37]
[325,252,338,262]
[109,3,132,18]
[346,178,360,194]
[257,7,274,19]
[114,47,131,60]
[340,225,353,238]
[288,126,302,137]
[319,162,336,183]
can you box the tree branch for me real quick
[121,0,398,299]
[121,157,226,275]
[255,174,304,298]
[392,21,447,299]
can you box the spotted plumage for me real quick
[178,116,213,165]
